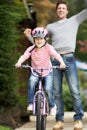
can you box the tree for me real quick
[0,0,25,110]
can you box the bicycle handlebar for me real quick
[21,64,60,71]
[16,64,68,77]
[21,64,68,69]
[20,64,61,77]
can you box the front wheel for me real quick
[36,93,41,130]
[41,115,47,130]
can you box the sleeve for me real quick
[17,47,31,64]
[84,0,87,8]
[75,9,87,24]
[28,35,34,44]
[46,24,51,34]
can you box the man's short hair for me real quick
[56,0,69,10]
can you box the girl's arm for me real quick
[54,53,66,69]
[15,48,31,68]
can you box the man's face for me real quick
[34,37,45,48]
[56,3,68,20]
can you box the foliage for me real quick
[81,92,87,111]
[63,83,87,111]
[0,125,12,130]
[63,70,87,111]
[0,0,26,110]
[68,0,87,61]
[76,22,87,61]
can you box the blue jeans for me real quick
[52,53,84,121]
[28,71,55,108]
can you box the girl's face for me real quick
[34,37,45,48]
[56,4,68,20]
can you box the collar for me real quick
[58,18,67,23]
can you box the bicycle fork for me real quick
[32,80,48,115]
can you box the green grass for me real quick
[0,125,12,130]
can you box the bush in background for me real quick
[0,0,26,111]
[63,84,87,111]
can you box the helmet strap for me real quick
[40,42,46,48]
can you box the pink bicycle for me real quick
[21,64,60,130]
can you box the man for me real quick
[24,1,87,130]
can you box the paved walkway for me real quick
[15,112,87,130]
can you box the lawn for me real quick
[0,125,12,130]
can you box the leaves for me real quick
[0,0,25,109]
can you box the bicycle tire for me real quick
[41,115,47,130]
[36,93,41,130]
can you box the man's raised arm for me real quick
[24,28,34,44]
[84,0,87,8]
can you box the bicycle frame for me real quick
[33,75,48,130]
[33,76,48,115]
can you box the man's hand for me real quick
[24,28,32,38]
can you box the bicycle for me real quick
[20,64,61,130]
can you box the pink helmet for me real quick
[32,27,48,38]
